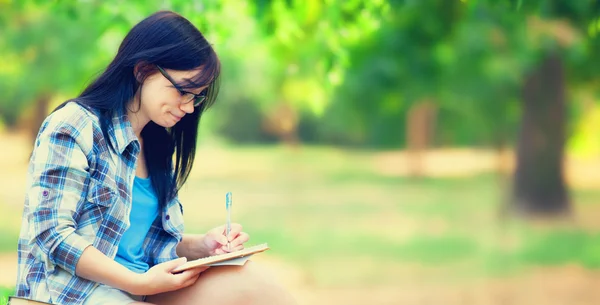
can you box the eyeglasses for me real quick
[156,65,207,107]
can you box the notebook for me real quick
[7,296,52,305]
[172,243,269,273]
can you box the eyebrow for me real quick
[181,84,208,95]
[175,72,211,92]
[172,78,199,92]
[179,78,202,88]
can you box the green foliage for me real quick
[0,287,12,305]
[0,0,599,148]
[0,1,128,124]
[215,99,278,144]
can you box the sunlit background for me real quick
[1,1,600,304]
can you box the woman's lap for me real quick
[80,260,296,305]
[83,283,146,305]
[146,260,297,305]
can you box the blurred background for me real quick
[1,0,600,304]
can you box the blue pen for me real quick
[226,192,232,250]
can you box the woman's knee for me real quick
[147,260,297,305]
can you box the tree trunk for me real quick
[29,95,51,142]
[512,53,569,215]
[406,100,437,177]
[261,103,299,147]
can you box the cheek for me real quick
[141,87,173,110]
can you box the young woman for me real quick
[16,11,296,305]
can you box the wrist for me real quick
[122,271,146,295]
[177,234,208,260]
[194,234,211,258]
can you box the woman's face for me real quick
[135,67,208,128]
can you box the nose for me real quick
[180,101,195,114]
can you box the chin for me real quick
[151,119,176,128]
[164,121,178,128]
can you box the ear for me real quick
[133,66,143,82]
[133,62,152,82]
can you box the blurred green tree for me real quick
[0,0,137,138]
[1,0,600,218]
[505,0,600,215]
[246,0,389,144]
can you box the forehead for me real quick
[167,68,204,81]
[165,67,209,92]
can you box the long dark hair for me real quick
[58,11,220,208]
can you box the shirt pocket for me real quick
[86,177,117,208]
[77,178,117,233]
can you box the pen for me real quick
[226,192,232,251]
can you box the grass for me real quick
[2,145,600,292]
[176,146,600,287]
[0,205,20,253]
[0,288,12,305]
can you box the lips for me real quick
[171,113,184,121]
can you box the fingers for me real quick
[213,248,227,255]
[196,266,210,273]
[174,270,202,289]
[205,223,248,254]
[226,223,243,241]
[226,244,245,252]
[218,233,248,253]
[175,266,208,283]
[207,226,230,246]
[182,273,201,288]
[210,233,228,247]
[164,257,188,272]
[219,232,249,253]
[184,266,208,278]
[229,232,249,248]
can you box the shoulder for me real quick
[42,101,100,130]
[37,101,104,152]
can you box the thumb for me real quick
[165,257,188,270]
[219,236,229,246]
[207,232,228,246]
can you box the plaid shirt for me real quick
[16,102,185,304]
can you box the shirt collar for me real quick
[108,109,139,154]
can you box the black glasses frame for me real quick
[156,65,206,107]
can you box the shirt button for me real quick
[165,215,170,220]
[42,190,49,197]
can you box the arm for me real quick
[28,117,202,295]
[176,225,250,260]
[75,246,141,292]
[76,245,203,295]
[27,118,149,292]
[176,234,210,260]
[27,119,95,275]
[28,119,146,292]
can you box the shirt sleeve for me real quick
[26,117,94,275]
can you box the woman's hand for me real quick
[132,257,208,296]
[202,223,250,256]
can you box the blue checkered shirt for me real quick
[16,102,185,304]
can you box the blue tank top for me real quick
[114,176,159,273]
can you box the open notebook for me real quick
[172,243,269,273]
[8,296,52,305]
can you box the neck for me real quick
[126,96,149,139]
